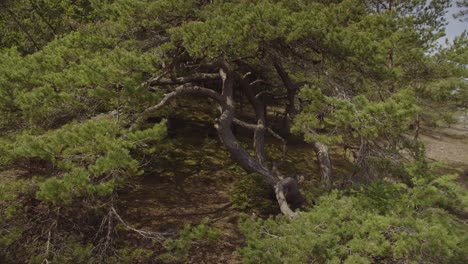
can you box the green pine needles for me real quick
[239,165,468,263]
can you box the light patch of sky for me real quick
[441,0,467,43]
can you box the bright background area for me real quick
[443,0,467,42]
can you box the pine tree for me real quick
[0,0,466,262]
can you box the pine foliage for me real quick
[239,165,468,263]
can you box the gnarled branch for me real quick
[132,84,224,130]
[233,118,260,130]
[273,57,333,188]
[135,62,301,218]
[147,73,220,86]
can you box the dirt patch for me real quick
[419,125,468,188]
[420,127,468,167]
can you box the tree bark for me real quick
[235,73,268,168]
[273,57,333,188]
[275,178,300,219]
[147,73,220,86]
[216,66,302,218]
[312,141,332,189]
[273,58,299,119]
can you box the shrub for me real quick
[239,170,468,263]
[160,218,220,262]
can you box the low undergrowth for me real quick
[239,162,468,263]
[230,172,277,214]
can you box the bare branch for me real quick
[267,127,287,162]
[242,72,252,79]
[250,79,280,87]
[147,73,220,86]
[110,207,172,243]
[145,68,171,86]
[255,91,275,99]
[272,57,298,92]
[132,84,224,130]
[97,209,114,259]
[233,118,260,130]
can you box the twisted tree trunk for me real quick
[312,141,332,189]
[136,62,303,218]
[273,57,333,189]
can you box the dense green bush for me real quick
[239,165,468,263]
[0,117,166,261]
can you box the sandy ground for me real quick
[421,134,468,167]
[419,123,468,168]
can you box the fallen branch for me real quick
[110,207,172,243]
